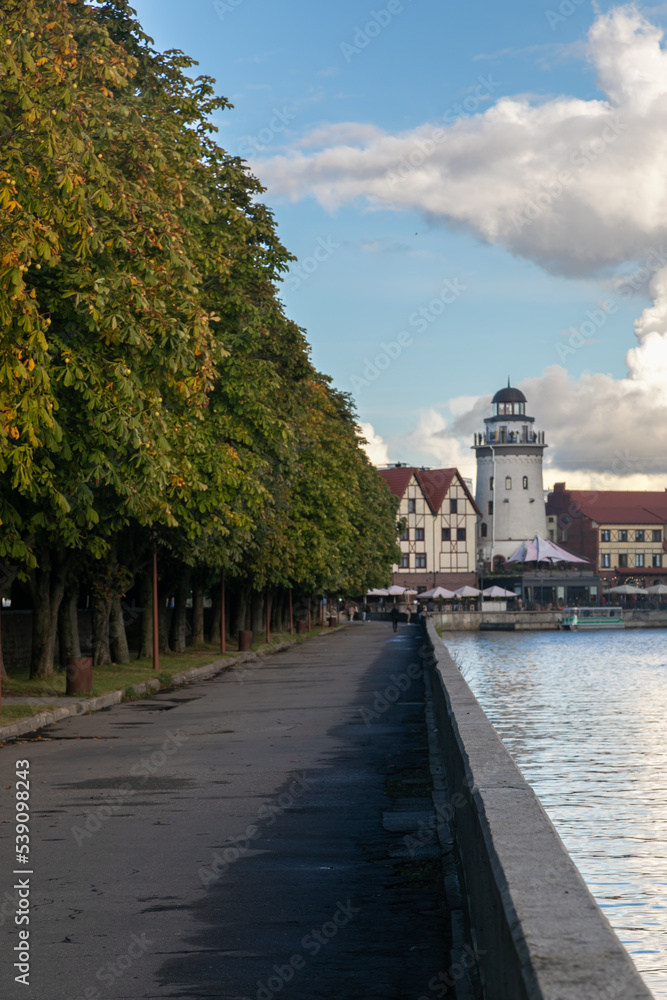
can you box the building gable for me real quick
[378,466,481,517]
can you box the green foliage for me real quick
[0,0,400,603]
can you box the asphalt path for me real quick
[0,622,450,999]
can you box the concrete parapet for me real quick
[433,608,667,631]
[433,610,562,631]
[424,619,652,999]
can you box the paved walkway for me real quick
[0,623,451,1000]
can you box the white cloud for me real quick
[357,422,390,466]
[254,5,667,485]
[255,7,667,275]
[400,409,477,480]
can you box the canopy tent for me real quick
[482,585,517,598]
[610,584,647,594]
[454,585,481,597]
[418,586,456,600]
[646,583,667,594]
[506,535,589,564]
[366,588,389,597]
[387,585,417,596]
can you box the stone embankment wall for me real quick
[432,609,667,630]
[425,619,653,999]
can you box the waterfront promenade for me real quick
[0,624,452,1000]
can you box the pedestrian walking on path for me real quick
[390,605,400,632]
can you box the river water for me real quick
[442,628,667,998]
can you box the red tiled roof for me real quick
[547,488,667,525]
[378,467,481,516]
[377,466,414,499]
[418,468,456,514]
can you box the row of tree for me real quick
[0,0,400,676]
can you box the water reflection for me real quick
[444,629,667,997]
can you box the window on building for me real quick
[488,500,493,515]
[619,530,628,542]
[601,529,610,542]
[400,527,409,541]
[480,523,488,538]
[442,527,451,542]
[653,529,663,543]
[416,553,426,569]
[635,530,645,542]
[653,553,663,567]
[449,498,458,514]
[415,527,424,541]
[457,528,466,541]
[636,553,645,567]
[600,553,611,568]
[407,498,416,514]
[489,476,494,490]
[522,476,528,490]
[618,554,628,567]
[505,476,512,490]
[400,553,409,569]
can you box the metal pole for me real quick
[289,589,293,635]
[221,570,226,654]
[152,547,159,672]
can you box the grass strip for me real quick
[0,626,333,725]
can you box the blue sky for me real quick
[130,0,667,487]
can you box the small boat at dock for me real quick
[559,607,624,630]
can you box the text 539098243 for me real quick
[13,758,31,986]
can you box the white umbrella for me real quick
[387,585,417,596]
[366,588,389,597]
[419,586,456,599]
[482,585,517,598]
[454,585,481,597]
[646,584,667,594]
[610,584,648,594]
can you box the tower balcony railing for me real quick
[474,428,545,446]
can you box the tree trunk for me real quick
[275,590,287,632]
[251,592,264,633]
[234,583,250,637]
[58,586,80,669]
[92,590,112,667]
[110,596,131,664]
[169,571,190,653]
[30,553,69,678]
[191,571,205,646]
[158,585,171,654]
[209,583,221,644]
[138,570,153,659]
[0,561,19,679]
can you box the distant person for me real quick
[390,605,400,633]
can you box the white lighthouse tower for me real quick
[473,383,547,569]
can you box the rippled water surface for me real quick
[443,628,667,997]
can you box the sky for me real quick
[130,0,667,490]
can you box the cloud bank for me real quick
[357,421,390,466]
[255,5,667,484]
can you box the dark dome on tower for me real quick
[492,385,527,405]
